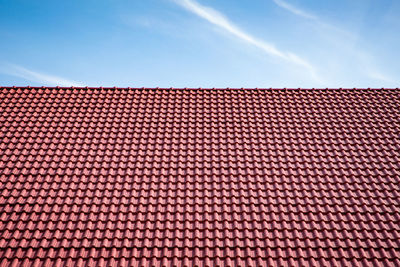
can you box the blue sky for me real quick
[0,0,399,88]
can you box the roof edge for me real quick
[1,86,399,91]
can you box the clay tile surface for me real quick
[1,87,400,266]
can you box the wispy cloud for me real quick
[0,63,84,87]
[272,0,399,86]
[173,0,320,82]
[272,0,354,39]
[272,0,316,20]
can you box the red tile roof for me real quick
[0,87,400,266]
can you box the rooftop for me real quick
[1,87,399,266]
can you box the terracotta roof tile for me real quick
[1,87,400,266]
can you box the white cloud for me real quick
[272,0,316,20]
[173,0,320,82]
[272,0,354,39]
[1,63,84,87]
[272,0,399,87]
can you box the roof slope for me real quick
[0,87,400,266]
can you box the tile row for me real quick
[0,247,399,262]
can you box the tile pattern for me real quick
[0,87,400,266]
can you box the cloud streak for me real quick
[173,0,319,81]
[272,0,399,86]
[272,0,316,20]
[1,64,84,87]
[272,0,354,39]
